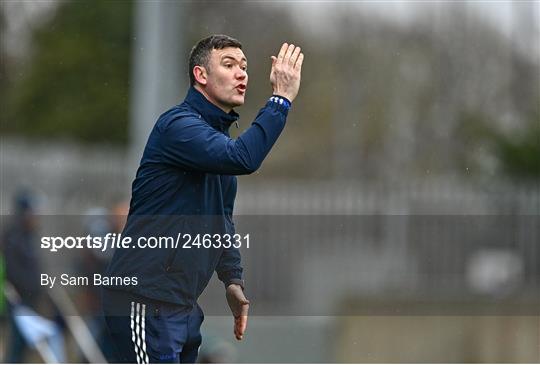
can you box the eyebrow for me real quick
[221,55,247,63]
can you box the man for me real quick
[102,35,303,363]
[2,190,42,363]
[2,190,66,363]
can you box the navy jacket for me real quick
[105,87,289,306]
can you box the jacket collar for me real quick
[184,86,239,131]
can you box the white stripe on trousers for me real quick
[141,304,149,363]
[130,301,150,364]
[130,302,141,364]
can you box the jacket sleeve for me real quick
[215,218,244,288]
[216,248,243,288]
[160,100,289,175]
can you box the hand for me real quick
[226,284,250,340]
[270,43,304,102]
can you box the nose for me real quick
[235,68,247,80]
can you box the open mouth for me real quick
[236,85,246,94]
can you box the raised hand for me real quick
[270,43,304,102]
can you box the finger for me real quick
[235,315,248,340]
[277,43,288,64]
[234,318,242,340]
[234,318,241,340]
[283,44,295,64]
[239,315,248,334]
[290,46,301,66]
[295,52,304,70]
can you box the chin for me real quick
[230,97,245,108]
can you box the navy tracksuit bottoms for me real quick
[102,288,204,364]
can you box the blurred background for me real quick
[1,0,539,363]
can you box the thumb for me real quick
[271,56,277,66]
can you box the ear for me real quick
[193,65,208,86]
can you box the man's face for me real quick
[201,47,248,112]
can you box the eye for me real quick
[241,65,247,71]
[224,64,233,69]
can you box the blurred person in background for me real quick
[102,35,303,363]
[76,201,129,362]
[1,189,65,362]
[1,189,42,362]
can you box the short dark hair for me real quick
[188,34,242,86]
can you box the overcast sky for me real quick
[277,1,538,37]
[2,1,538,59]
